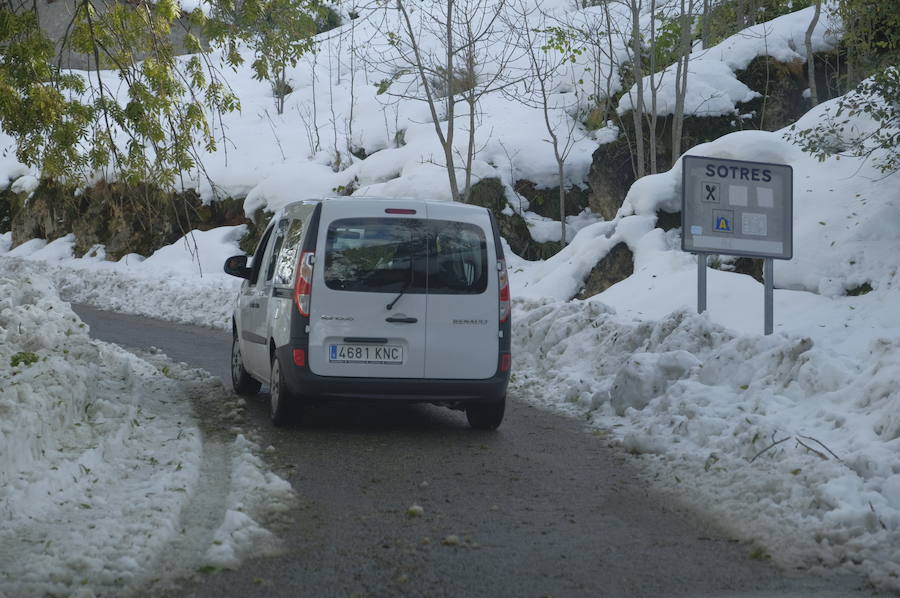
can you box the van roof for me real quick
[284,197,490,216]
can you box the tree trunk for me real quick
[397,0,461,201]
[672,0,693,160]
[629,0,645,179]
[276,70,282,115]
[804,0,822,106]
[647,0,658,174]
[442,0,460,201]
[558,163,566,245]
[463,20,477,203]
[701,0,710,48]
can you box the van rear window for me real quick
[324,218,487,294]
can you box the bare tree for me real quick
[804,0,822,106]
[563,5,621,129]
[371,0,511,201]
[625,0,647,178]
[455,1,518,201]
[394,0,461,201]
[506,1,584,245]
[644,0,664,174]
[672,0,698,160]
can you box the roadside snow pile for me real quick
[0,226,245,330]
[204,434,295,568]
[0,269,201,594]
[512,299,900,590]
[503,80,900,590]
[0,264,292,595]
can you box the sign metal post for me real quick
[697,253,707,314]
[681,156,793,335]
[764,258,774,335]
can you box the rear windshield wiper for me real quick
[386,258,415,310]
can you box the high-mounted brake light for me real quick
[294,251,315,316]
[385,208,417,214]
[498,259,510,323]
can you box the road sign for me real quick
[681,155,793,260]
[681,155,793,335]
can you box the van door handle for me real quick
[386,316,417,324]
[250,302,260,308]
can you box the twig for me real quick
[264,110,286,161]
[869,501,887,530]
[750,434,790,463]
[795,437,828,461]
[797,434,842,462]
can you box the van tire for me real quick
[231,335,261,396]
[466,396,506,430]
[270,356,300,427]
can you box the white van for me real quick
[224,197,511,429]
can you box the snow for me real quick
[0,261,293,596]
[9,174,38,195]
[3,105,900,590]
[620,6,840,117]
[504,87,900,588]
[141,225,247,277]
[0,0,899,594]
[512,303,900,589]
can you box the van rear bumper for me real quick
[276,346,508,403]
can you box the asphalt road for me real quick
[72,304,883,598]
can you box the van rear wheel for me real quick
[231,335,261,396]
[466,396,506,430]
[270,356,301,427]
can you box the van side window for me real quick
[274,218,305,286]
[264,226,286,284]
[428,221,487,294]
[248,224,275,286]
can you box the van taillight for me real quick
[295,251,315,316]
[498,259,510,323]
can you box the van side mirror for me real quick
[224,255,251,279]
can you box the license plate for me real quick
[329,344,403,364]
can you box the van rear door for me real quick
[308,202,428,379]
[424,204,499,380]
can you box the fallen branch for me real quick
[751,432,842,464]
[795,437,828,460]
[750,435,791,463]
[797,434,842,462]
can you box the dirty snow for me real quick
[0,262,293,596]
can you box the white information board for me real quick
[681,155,793,260]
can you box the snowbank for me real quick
[0,268,202,594]
[0,228,244,329]
[0,262,293,595]
[512,299,900,590]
